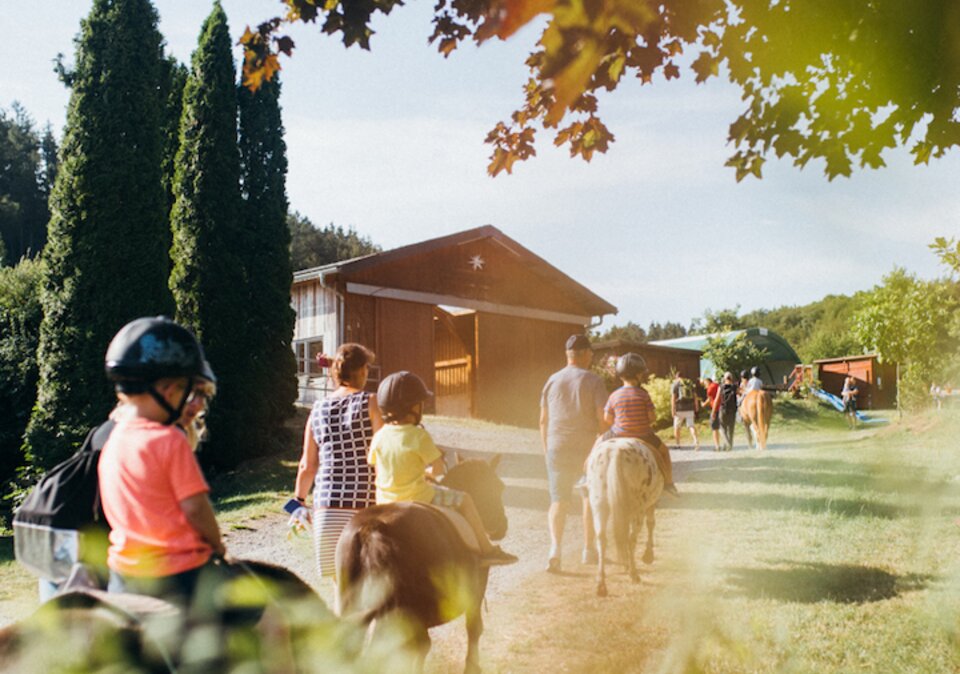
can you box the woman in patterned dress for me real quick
[293,343,383,577]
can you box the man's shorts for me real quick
[431,484,466,508]
[843,399,857,414]
[546,450,587,504]
[673,410,696,429]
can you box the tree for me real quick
[646,321,687,342]
[170,2,250,471]
[241,2,960,178]
[690,307,745,335]
[238,75,298,448]
[0,104,52,263]
[932,237,960,275]
[24,0,174,469]
[160,56,188,219]
[593,321,647,344]
[701,332,769,380]
[288,212,380,271]
[853,269,958,414]
[0,257,43,519]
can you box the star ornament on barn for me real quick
[468,254,485,271]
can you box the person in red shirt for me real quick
[701,377,721,451]
[98,317,225,604]
[602,353,678,496]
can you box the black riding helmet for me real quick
[377,371,432,422]
[615,352,647,380]
[105,316,215,425]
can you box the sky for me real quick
[2,1,957,331]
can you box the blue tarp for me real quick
[810,388,887,424]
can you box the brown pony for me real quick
[740,390,773,450]
[335,455,506,674]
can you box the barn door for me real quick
[434,308,474,418]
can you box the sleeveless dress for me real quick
[309,390,376,577]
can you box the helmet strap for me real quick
[147,376,194,426]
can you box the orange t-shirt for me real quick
[98,417,212,578]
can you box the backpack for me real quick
[678,378,694,401]
[13,420,114,583]
[720,383,739,415]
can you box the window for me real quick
[294,338,325,376]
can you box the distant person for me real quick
[701,377,721,451]
[98,317,226,606]
[540,334,607,573]
[603,353,679,496]
[841,375,860,429]
[670,372,700,450]
[293,343,383,578]
[368,371,516,565]
[711,372,740,451]
[745,366,764,393]
[931,382,944,411]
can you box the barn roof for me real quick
[650,328,800,363]
[813,353,878,365]
[294,225,617,322]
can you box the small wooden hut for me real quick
[291,226,617,427]
[813,354,897,409]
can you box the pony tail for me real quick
[338,519,397,625]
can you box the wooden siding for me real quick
[474,312,580,428]
[341,237,597,318]
[375,298,437,411]
[292,279,339,349]
[817,356,898,409]
[592,341,701,380]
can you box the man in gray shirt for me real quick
[540,334,607,573]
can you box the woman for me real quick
[293,343,383,577]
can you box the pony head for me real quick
[441,455,507,540]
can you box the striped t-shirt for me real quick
[604,385,655,437]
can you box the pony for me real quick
[586,437,663,597]
[335,454,507,674]
[740,390,773,450]
[0,559,336,673]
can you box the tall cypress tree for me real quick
[238,76,297,448]
[24,0,173,469]
[170,2,249,470]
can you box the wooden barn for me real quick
[591,339,702,381]
[291,226,617,427]
[814,354,898,409]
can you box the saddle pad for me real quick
[434,506,480,554]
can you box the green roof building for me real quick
[650,328,801,385]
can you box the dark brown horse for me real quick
[335,454,507,674]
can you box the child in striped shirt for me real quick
[602,353,679,496]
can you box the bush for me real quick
[644,374,674,430]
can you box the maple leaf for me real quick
[690,51,718,84]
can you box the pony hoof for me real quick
[597,583,608,597]
[630,573,640,583]
[642,552,654,565]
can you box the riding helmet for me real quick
[750,366,762,378]
[615,352,647,380]
[377,371,432,418]
[740,369,749,380]
[105,316,215,392]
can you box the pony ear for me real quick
[489,454,502,471]
[455,452,464,464]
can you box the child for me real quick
[98,316,226,604]
[602,353,679,496]
[368,371,517,566]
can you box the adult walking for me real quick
[711,372,739,451]
[701,377,721,451]
[671,372,700,450]
[293,343,383,578]
[841,375,859,429]
[540,334,607,573]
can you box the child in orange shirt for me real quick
[98,317,224,604]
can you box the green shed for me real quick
[650,328,801,386]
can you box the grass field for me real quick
[2,399,959,673]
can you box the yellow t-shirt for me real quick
[368,424,442,504]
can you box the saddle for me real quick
[429,505,480,554]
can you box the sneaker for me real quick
[545,556,561,574]
[664,483,680,497]
[582,547,598,565]
[480,546,518,566]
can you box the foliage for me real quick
[0,104,54,263]
[0,258,43,521]
[159,56,188,220]
[690,307,746,335]
[646,321,687,342]
[288,211,380,271]
[643,374,674,430]
[170,2,250,472]
[241,2,960,179]
[853,269,959,410]
[594,321,647,344]
[238,75,298,449]
[702,332,769,379]
[23,0,174,470]
[932,237,960,275]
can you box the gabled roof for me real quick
[294,225,617,319]
[813,353,878,365]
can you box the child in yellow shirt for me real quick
[368,371,516,566]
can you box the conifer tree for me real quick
[169,2,249,470]
[238,76,297,445]
[24,0,173,468]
